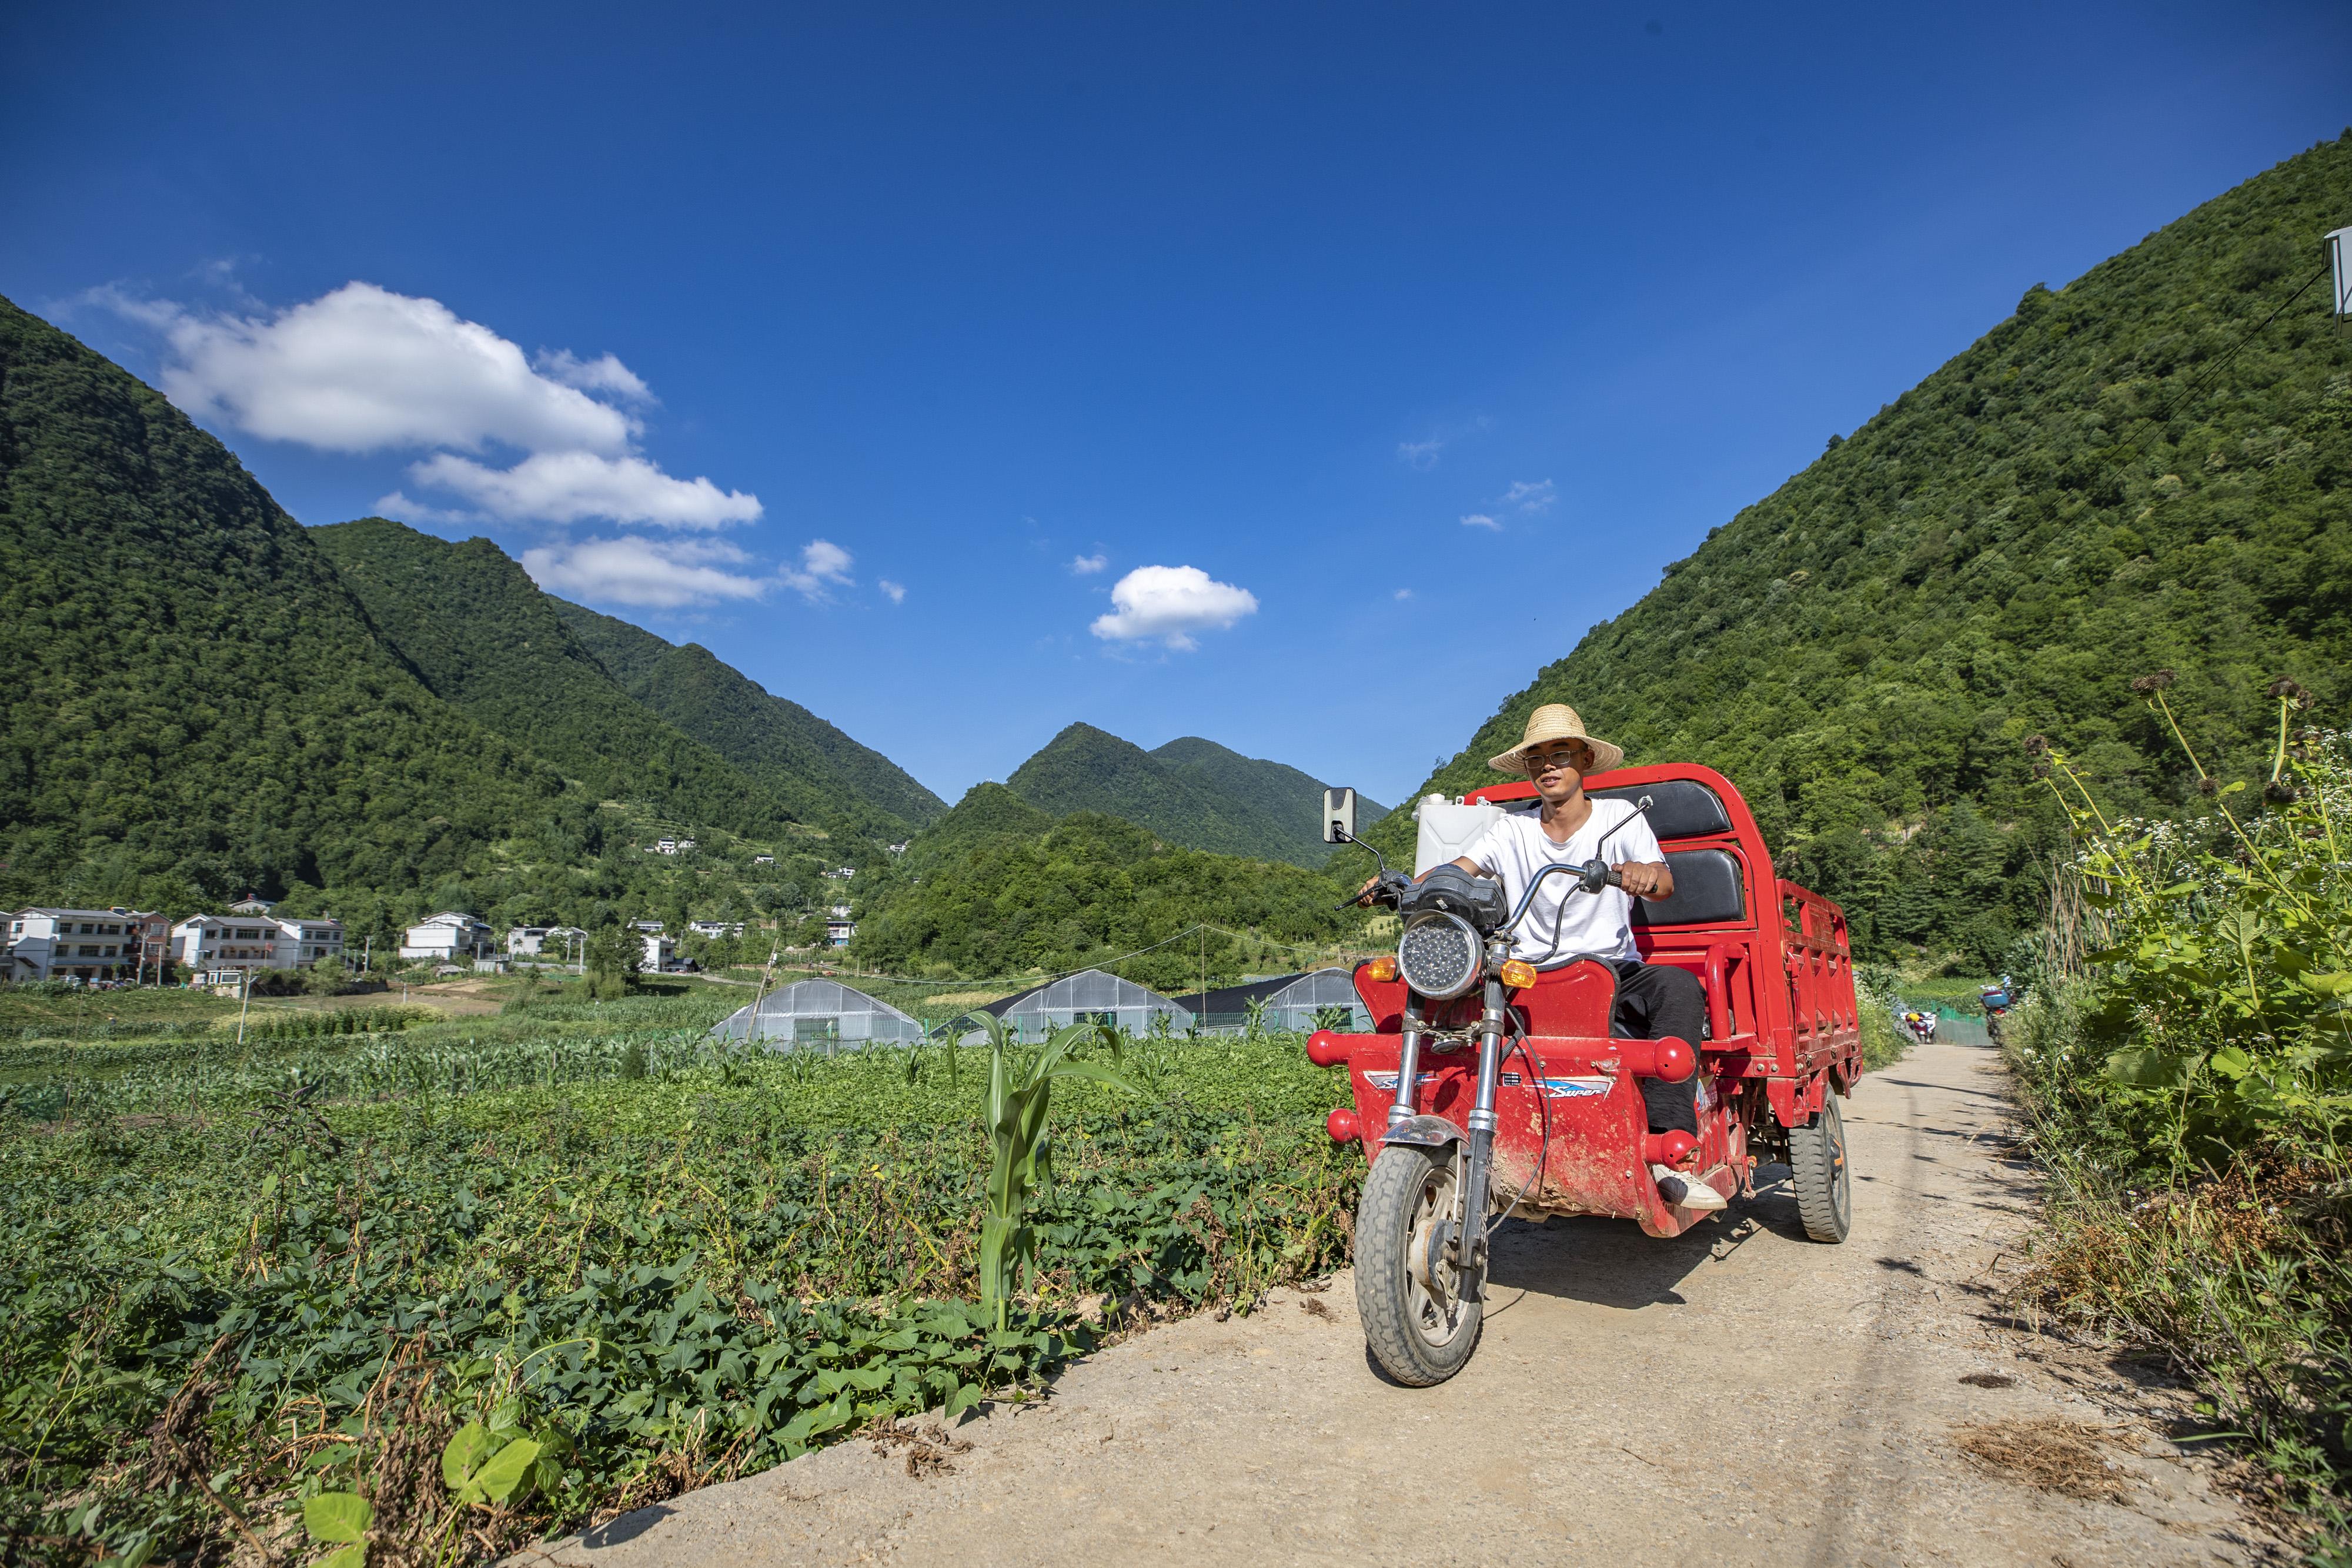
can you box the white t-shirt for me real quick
[1462,799,1663,965]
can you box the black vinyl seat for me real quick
[1588,779,1731,841]
[1629,847,1746,926]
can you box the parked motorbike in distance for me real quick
[1979,975,2019,1044]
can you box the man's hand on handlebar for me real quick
[1616,861,1671,898]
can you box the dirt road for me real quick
[542,1035,2280,1566]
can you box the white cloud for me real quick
[150,282,639,455]
[405,450,761,529]
[1460,513,1501,530]
[534,348,654,403]
[1503,478,1555,512]
[521,536,769,609]
[879,579,906,604]
[1397,437,1444,470]
[1394,588,1414,600]
[1069,553,1109,575]
[781,539,855,601]
[1089,564,1258,651]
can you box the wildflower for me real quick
[2198,777,2218,796]
[2130,670,2177,693]
[2266,678,2310,707]
[2033,762,2054,778]
[2023,734,2049,757]
[2264,781,2300,804]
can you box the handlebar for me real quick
[1338,870,1416,911]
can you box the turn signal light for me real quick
[1499,959,1537,989]
[1363,956,1398,983]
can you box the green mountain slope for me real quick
[311,519,801,841]
[0,298,570,910]
[850,795,1367,988]
[1148,736,1387,863]
[550,599,944,833]
[1006,723,1366,867]
[1374,133,2352,968]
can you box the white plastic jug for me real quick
[1412,795,1500,875]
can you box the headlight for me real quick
[1396,911,1482,999]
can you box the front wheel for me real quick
[1355,1142,1484,1385]
[1789,1091,1853,1242]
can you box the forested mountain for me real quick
[1367,133,2352,969]
[312,519,800,841]
[0,300,937,943]
[847,780,1368,988]
[552,598,944,833]
[1006,723,1374,868]
[1148,737,1387,865]
[0,297,572,914]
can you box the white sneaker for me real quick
[1651,1164,1728,1211]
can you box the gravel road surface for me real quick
[534,1034,2281,1567]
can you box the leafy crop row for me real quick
[0,1029,1352,1564]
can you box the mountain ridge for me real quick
[1006,723,1377,868]
[550,598,944,834]
[1366,133,2352,967]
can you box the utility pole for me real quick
[235,967,253,1050]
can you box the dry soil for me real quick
[530,1032,2284,1567]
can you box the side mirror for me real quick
[1322,787,1358,845]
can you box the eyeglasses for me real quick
[1524,745,1592,771]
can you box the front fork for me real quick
[1454,974,1508,1290]
[1387,977,1508,1296]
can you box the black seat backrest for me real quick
[1589,779,1732,841]
[1630,847,1746,926]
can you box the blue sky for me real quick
[5,3,2348,809]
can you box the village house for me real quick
[273,917,345,969]
[397,912,494,962]
[506,924,585,958]
[169,915,280,978]
[5,907,166,982]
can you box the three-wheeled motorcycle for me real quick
[1307,763,1865,1385]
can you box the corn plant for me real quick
[960,1010,1142,1327]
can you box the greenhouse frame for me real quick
[709,978,928,1051]
[1170,968,1372,1034]
[974,968,1194,1041]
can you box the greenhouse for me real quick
[974,968,1194,1041]
[708,978,927,1051]
[1170,968,1371,1034]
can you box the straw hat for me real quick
[1486,703,1625,775]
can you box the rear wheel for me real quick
[1355,1142,1484,1385]
[1789,1091,1853,1242]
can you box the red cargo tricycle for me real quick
[1308,763,1864,1385]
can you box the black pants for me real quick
[1612,959,1704,1136]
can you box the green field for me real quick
[1,985,1355,1566]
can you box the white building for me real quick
[687,920,745,938]
[751,854,775,867]
[169,915,280,977]
[5,908,161,982]
[272,917,345,969]
[650,838,699,855]
[642,931,679,971]
[399,912,493,962]
[824,907,855,947]
[228,895,277,915]
[506,924,585,958]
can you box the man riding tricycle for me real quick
[1311,704,1866,1385]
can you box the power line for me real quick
[2151,261,2330,426]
